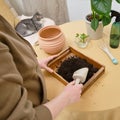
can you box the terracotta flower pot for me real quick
[38,25,65,54]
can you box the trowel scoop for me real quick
[73,67,89,84]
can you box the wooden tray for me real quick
[48,47,105,93]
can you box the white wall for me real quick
[67,0,120,21]
[66,0,90,21]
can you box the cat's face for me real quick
[32,12,43,21]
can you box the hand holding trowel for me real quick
[73,67,89,84]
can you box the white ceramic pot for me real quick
[85,16,103,40]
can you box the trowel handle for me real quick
[75,78,81,84]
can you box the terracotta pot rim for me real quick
[38,25,63,41]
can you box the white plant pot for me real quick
[86,20,103,40]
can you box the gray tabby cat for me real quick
[15,12,43,37]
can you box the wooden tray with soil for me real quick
[48,47,105,93]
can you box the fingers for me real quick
[68,81,76,85]
[68,81,83,87]
[78,84,83,89]
[47,54,58,62]
[44,66,54,73]
[67,81,83,94]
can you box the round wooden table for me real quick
[33,20,120,120]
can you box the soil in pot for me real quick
[86,14,101,22]
[57,56,98,84]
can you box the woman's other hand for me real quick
[38,54,58,72]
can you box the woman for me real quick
[0,15,83,120]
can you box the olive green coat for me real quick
[0,15,52,120]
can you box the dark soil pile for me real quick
[57,56,98,84]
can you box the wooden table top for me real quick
[33,20,120,119]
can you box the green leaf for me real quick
[80,33,88,40]
[91,0,112,15]
[116,0,120,3]
[102,15,111,26]
[75,33,79,37]
[91,18,99,31]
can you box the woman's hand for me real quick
[63,81,83,104]
[38,55,58,72]
[44,81,83,119]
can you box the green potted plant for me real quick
[86,0,120,40]
[75,33,89,48]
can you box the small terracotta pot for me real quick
[38,25,65,54]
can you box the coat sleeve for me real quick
[0,42,52,120]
